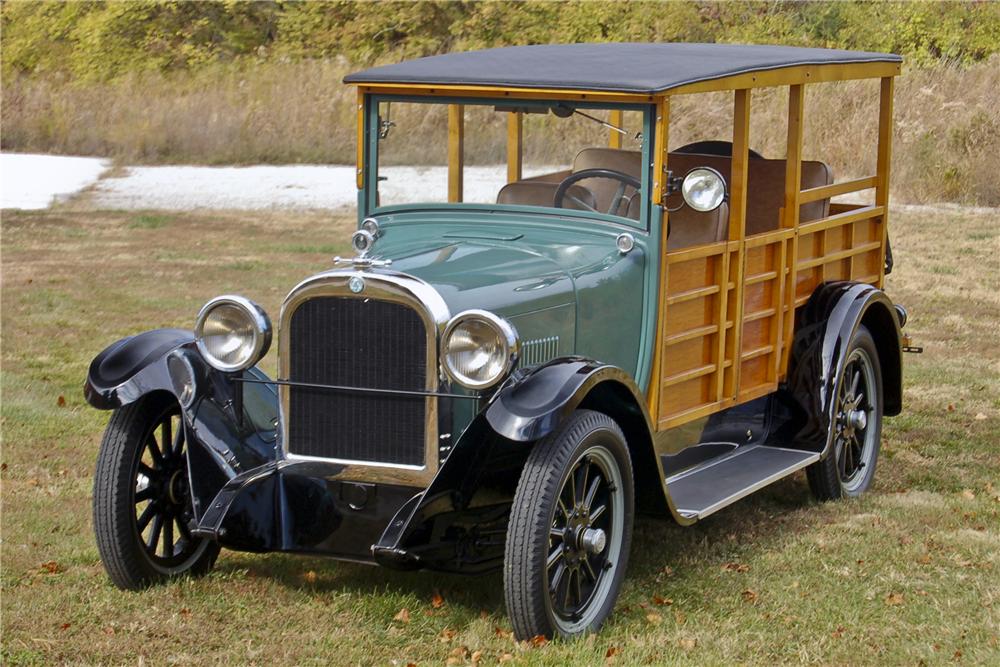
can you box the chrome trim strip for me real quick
[235,376,478,400]
[278,268,450,486]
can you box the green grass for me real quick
[2,205,998,665]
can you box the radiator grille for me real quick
[287,296,427,466]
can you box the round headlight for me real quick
[441,310,519,390]
[681,167,727,212]
[361,217,381,238]
[194,295,272,373]
[351,229,375,255]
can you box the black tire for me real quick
[504,410,634,640]
[807,325,884,501]
[93,393,219,590]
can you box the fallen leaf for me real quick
[499,654,514,663]
[832,626,846,639]
[431,591,445,609]
[471,650,483,664]
[961,489,975,500]
[102,627,115,636]
[974,413,987,421]
[652,595,673,606]
[885,592,905,606]
[449,646,469,660]
[406,663,417,667]
[947,404,955,412]
[645,613,662,625]
[661,566,675,577]
[393,608,411,623]
[917,553,932,565]
[59,623,71,631]
[1,463,7,471]
[722,562,750,573]
[57,395,66,407]
[439,628,457,642]
[678,638,697,650]
[605,646,621,658]
[179,608,191,617]
[493,626,512,639]
[529,635,548,648]
[741,589,759,603]
[674,610,687,625]
[40,561,62,574]
[303,570,317,584]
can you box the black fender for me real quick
[84,329,280,521]
[785,282,903,457]
[373,358,667,571]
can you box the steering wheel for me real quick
[553,168,641,217]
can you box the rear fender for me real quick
[84,329,280,520]
[785,282,903,458]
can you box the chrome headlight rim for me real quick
[194,295,272,373]
[440,309,519,391]
[681,166,727,212]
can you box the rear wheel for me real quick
[93,394,219,589]
[504,410,634,640]
[807,325,883,500]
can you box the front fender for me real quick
[485,358,645,442]
[84,329,280,521]
[786,282,903,456]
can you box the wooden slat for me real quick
[800,175,878,204]
[743,307,777,323]
[666,284,720,305]
[715,248,732,403]
[780,84,805,377]
[799,205,885,234]
[448,104,464,202]
[665,239,731,263]
[730,89,751,242]
[744,227,794,248]
[358,83,652,104]
[506,111,522,184]
[664,324,720,346]
[796,240,882,270]
[741,345,774,361]
[744,270,778,286]
[662,363,717,388]
[608,109,623,149]
[876,76,894,287]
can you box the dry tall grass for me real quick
[2,57,998,204]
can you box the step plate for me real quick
[667,445,820,520]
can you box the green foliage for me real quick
[3,1,999,81]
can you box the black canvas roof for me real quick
[345,43,901,94]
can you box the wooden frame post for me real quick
[507,111,523,184]
[608,109,624,149]
[448,104,464,202]
[724,89,752,400]
[780,84,805,371]
[875,76,894,288]
[648,97,670,421]
[356,89,366,190]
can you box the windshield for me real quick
[371,98,651,226]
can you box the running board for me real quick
[666,445,820,520]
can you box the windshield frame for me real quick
[362,94,655,232]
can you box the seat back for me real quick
[665,153,833,236]
[572,148,644,218]
[496,180,596,211]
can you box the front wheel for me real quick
[93,394,219,589]
[504,410,634,640]
[807,325,884,500]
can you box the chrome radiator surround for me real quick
[278,269,450,486]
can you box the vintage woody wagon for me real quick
[86,43,913,639]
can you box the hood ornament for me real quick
[334,229,392,269]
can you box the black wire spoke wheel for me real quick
[504,410,634,640]
[133,405,201,567]
[93,394,219,590]
[546,448,622,626]
[834,348,879,493]
[807,325,883,501]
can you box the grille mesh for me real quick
[287,296,427,465]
